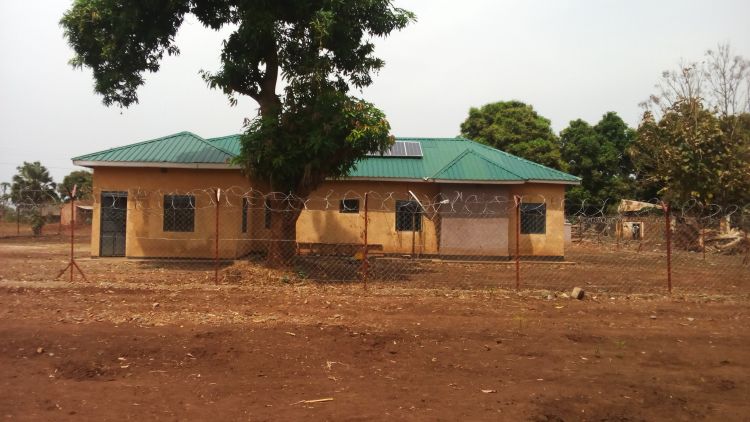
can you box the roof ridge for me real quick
[196,136,236,157]
[431,148,524,180]
[206,134,242,142]
[460,137,581,181]
[395,137,464,141]
[72,131,205,161]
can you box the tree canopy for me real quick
[61,0,414,192]
[10,162,58,207]
[560,112,636,205]
[61,0,415,264]
[58,170,93,201]
[459,101,566,170]
[632,99,750,206]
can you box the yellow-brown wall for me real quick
[509,183,567,257]
[90,167,568,259]
[91,167,254,259]
[297,180,442,255]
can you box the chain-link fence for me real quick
[1,187,748,296]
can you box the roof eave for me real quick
[431,179,524,185]
[526,179,581,185]
[72,160,240,170]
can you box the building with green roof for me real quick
[74,132,579,260]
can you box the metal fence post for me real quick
[662,201,672,293]
[361,192,369,290]
[214,188,221,285]
[743,215,748,265]
[16,205,20,236]
[514,195,521,290]
[56,185,86,282]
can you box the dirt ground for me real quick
[0,235,749,421]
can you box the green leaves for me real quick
[62,0,413,196]
[632,98,750,206]
[10,162,59,206]
[560,112,637,204]
[238,82,393,193]
[460,101,566,170]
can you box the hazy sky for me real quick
[1,0,749,185]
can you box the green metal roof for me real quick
[73,132,580,184]
[72,131,235,164]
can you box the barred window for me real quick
[163,195,195,232]
[339,199,360,213]
[241,197,249,233]
[395,200,422,231]
[520,203,546,234]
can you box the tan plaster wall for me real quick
[91,167,254,258]
[508,183,566,257]
[297,180,441,255]
[90,167,568,259]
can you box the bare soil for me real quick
[0,236,749,421]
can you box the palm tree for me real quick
[10,162,59,234]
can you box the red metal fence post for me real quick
[662,201,672,293]
[69,195,75,282]
[214,188,221,285]
[514,195,521,290]
[56,185,86,282]
[361,192,369,290]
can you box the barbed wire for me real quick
[1,186,748,295]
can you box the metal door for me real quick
[100,192,127,257]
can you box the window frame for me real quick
[520,203,546,235]
[395,199,422,232]
[163,194,195,233]
[339,199,360,214]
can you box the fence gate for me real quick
[100,191,127,257]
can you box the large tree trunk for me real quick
[265,198,302,267]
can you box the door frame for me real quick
[99,191,128,257]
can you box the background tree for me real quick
[560,112,636,205]
[10,162,59,235]
[61,0,415,264]
[637,43,750,206]
[459,100,566,170]
[643,42,750,117]
[58,170,93,201]
[0,182,10,221]
[632,98,750,206]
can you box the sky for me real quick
[1,0,749,185]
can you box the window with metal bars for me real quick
[520,203,546,234]
[339,199,360,213]
[395,200,422,231]
[163,195,195,232]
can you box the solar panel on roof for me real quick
[367,141,423,158]
[390,142,406,156]
[403,141,423,157]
